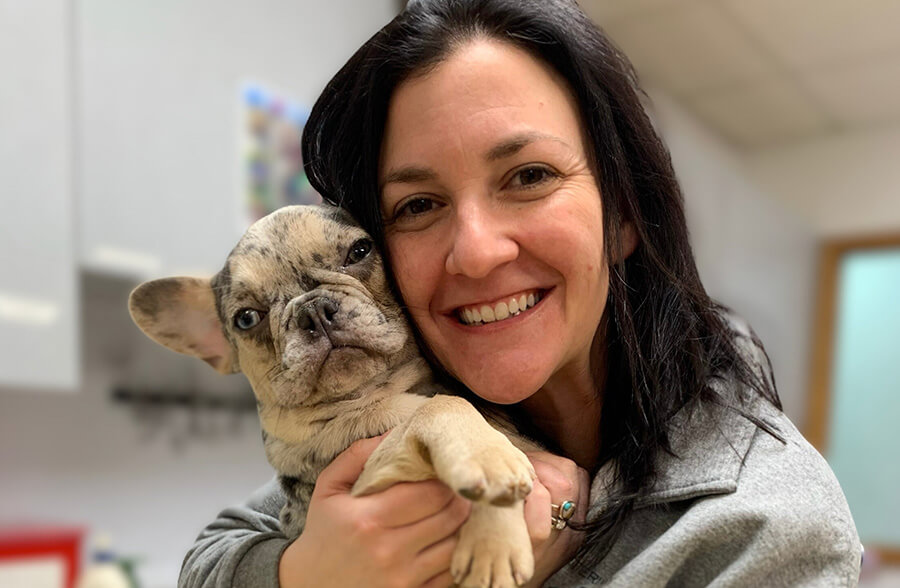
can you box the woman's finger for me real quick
[363,479,460,528]
[413,534,458,587]
[420,569,455,588]
[527,453,588,529]
[315,435,387,496]
[527,453,578,501]
[394,494,470,553]
[523,477,552,546]
[520,454,591,586]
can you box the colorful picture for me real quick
[241,83,320,225]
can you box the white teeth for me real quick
[459,291,543,325]
[495,302,509,320]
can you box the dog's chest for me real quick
[263,391,431,484]
[267,392,433,539]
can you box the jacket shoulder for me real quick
[643,409,859,586]
[568,408,862,587]
[686,408,861,585]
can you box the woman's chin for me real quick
[454,369,547,406]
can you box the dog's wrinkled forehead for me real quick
[212,206,378,318]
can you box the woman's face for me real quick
[379,40,614,404]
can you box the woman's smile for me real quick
[454,288,545,326]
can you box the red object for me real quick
[0,526,84,588]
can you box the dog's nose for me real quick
[296,298,339,335]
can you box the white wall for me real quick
[649,91,818,426]
[745,124,900,237]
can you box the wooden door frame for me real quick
[806,232,900,564]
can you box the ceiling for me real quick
[582,0,900,150]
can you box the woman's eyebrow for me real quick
[381,166,436,187]
[381,132,571,187]
[485,131,571,161]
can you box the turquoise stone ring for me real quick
[551,500,577,530]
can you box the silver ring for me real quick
[551,500,576,530]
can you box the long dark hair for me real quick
[302,0,781,566]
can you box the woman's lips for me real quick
[455,289,545,325]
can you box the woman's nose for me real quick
[444,205,518,278]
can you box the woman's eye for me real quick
[344,238,373,265]
[385,196,441,223]
[382,195,444,232]
[509,165,559,189]
[234,308,265,330]
[399,197,437,216]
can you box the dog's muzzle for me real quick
[294,296,339,339]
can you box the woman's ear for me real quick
[617,221,640,262]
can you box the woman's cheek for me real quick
[387,238,419,290]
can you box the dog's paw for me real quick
[441,428,535,506]
[451,502,533,588]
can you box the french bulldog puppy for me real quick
[129,204,540,588]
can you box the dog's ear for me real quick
[128,277,238,374]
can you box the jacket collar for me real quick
[588,396,777,514]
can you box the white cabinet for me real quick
[0,0,78,390]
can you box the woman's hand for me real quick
[279,435,471,588]
[521,451,591,586]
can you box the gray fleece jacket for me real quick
[178,325,861,587]
[178,396,861,588]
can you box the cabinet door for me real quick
[0,0,78,390]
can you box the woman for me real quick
[180,1,861,586]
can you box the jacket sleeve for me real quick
[178,477,291,588]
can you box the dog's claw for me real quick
[451,555,471,585]
[489,489,516,507]
[459,483,486,501]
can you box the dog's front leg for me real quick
[351,424,436,497]
[350,396,537,587]
[351,395,535,504]
[452,501,534,588]
[409,395,536,505]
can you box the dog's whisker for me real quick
[266,362,287,383]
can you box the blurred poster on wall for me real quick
[240,82,320,228]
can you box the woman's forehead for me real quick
[380,39,585,168]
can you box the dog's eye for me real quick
[344,238,373,266]
[234,308,265,330]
